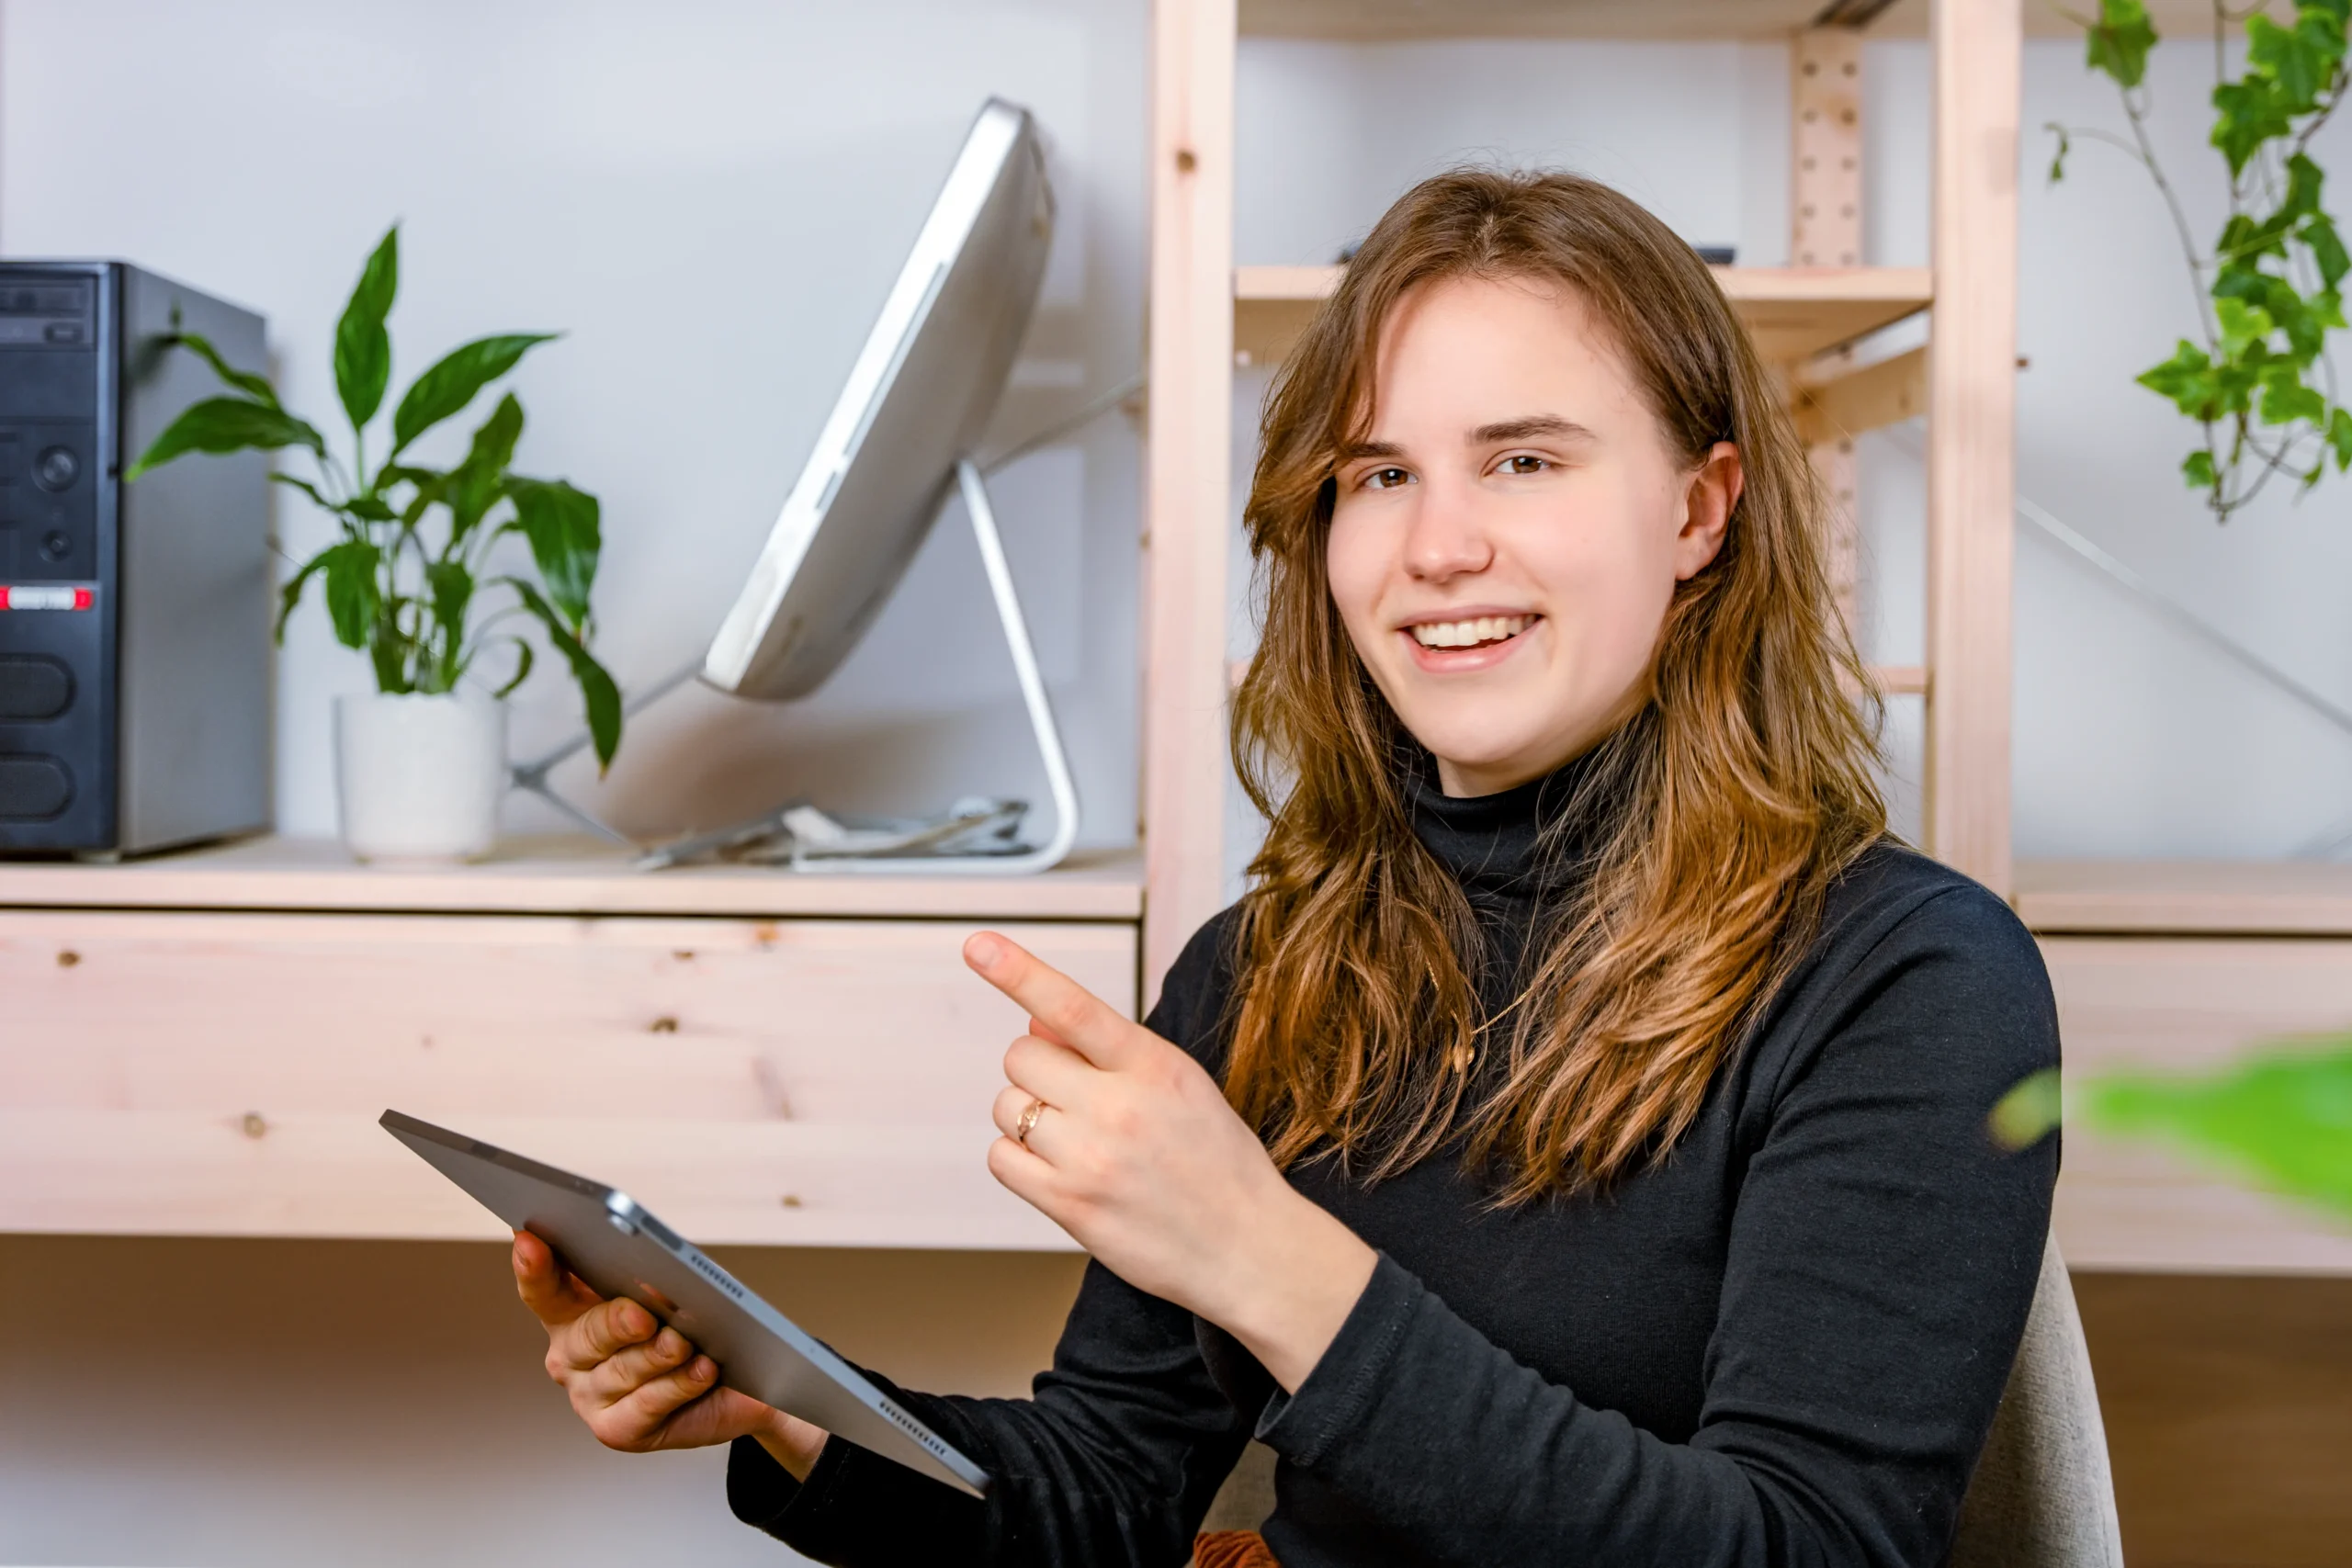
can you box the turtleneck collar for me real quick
[1403,741,1620,905]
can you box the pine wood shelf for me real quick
[1233,264,1932,368]
[2018,859,2352,939]
[1237,0,2255,43]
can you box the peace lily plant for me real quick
[128,224,620,861]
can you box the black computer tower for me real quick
[0,263,271,855]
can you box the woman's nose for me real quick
[1401,480,1495,582]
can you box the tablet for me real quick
[379,1110,989,1497]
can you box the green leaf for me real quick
[274,547,335,642]
[2084,1043,2352,1222]
[125,397,326,482]
[345,494,398,524]
[2085,0,2157,89]
[168,330,278,407]
[2217,213,2286,267]
[2216,294,2275,355]
[2045,123,2071,185]
[425,558,473,655]
[2305,215,2352,291]
[504,476,600,629]
[503,577,622,772]
[268,471,335,512]
[2248,14,2328,113]
[389,333,556,457]
[2282,152,2328,224]
[377,463,443,491]
[2259,365,2328,425]
[334,225,400,433]
[447,394,525,543]
[491,637,536,700]
[2137,340,2220,418]
[2182,447,2219,489]
[2330,406,2352,468]
[1988,1067,2063,1151]
[2212,77,2293,177]
[318,538,382,649]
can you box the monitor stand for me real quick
[509,457,1080,874]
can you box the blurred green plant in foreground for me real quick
[1992,1046,2352,1222]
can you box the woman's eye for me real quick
[1498,454,1549,476]
[1361,467,1413,491]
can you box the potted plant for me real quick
[126,224,621,862]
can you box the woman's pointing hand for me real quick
[965,931,1376,1393]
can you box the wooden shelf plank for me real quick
[1234,264,1931,368]
[1238,0,2268,42]
[2018,859,2352,939]
[0,835,1143,921]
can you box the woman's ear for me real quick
[1673,442,1742,581]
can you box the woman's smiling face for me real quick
[1324,273,1741,797]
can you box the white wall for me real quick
[1,0,1149,849]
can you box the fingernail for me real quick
[692,1357,714,1380]
[620,1304,644,1335]
[966,933,1002,970]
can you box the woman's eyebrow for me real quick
[1469,414,1596,445]
[1334,438,1408,461]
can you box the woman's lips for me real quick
[1398,614,1541,673]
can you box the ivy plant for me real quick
[125,224,621,769]
[1994,1045,2352,1225]
[2052,0,2352,521]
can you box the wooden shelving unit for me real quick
[1235,263,1934,368]
[1144,0,2020,997]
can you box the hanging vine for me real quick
[2052,0,2352,521]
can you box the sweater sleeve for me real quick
[726,913,1253,1567]
[1249,883,2062,1568]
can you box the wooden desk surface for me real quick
[0,834,1145,922]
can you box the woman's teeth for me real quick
[1409,615,1532,649]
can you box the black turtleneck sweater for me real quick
[725,767,2061,1568]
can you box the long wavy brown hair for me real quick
[1225,168,1888,1204]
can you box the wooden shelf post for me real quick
[1792,25,1866,639]
[1925,0,2021,896]
[1144,0,1239,1002]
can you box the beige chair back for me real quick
[1951,1233,2127,1567]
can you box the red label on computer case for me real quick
[0,585,96,611]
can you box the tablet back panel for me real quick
[379,1110,989,1496]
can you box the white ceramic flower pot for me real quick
[334,691,507,863]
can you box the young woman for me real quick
[514,169,2059,1568]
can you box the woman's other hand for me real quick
[967,931,1377,1392]
[511,1230,830,1478]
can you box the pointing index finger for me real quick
[964,931,1138,1069]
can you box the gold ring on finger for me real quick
[1014,1097,1048,1147]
